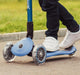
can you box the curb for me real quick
[0,28,67,42]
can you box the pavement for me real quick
[0,37,80,75]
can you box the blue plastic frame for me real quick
[11,38,34,56]
[46,46,77,58]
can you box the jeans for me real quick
[39,0,79,39]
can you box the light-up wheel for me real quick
[32,45,46,65]
[3,42,16,62]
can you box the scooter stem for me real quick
[27,0,33,39]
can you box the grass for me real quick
[0,0,80,33]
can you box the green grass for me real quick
[0,0,80,33]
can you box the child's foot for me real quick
[59,29,80,49]
[43,37,59,51]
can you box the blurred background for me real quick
[0,0,80,33]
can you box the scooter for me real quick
[3,0,77,65]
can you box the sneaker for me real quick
[43,37,59,51]
[59,29,80,49]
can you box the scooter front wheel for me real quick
[3,42,16,62]
[32,45,46,65]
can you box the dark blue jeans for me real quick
[39,0,79,39]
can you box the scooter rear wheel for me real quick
[32,45,46,65]
[3,42,16,62]
[65,46,76,57]
[69,52,76,57]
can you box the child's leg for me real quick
[39,0,59,39]
[39,0,59,51]
[58,3,79,32]
[58,3,80,49]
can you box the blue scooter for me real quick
[3,0,77,65]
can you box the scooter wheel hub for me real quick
[37,48,45,61]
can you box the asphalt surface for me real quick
[0,37,80,75]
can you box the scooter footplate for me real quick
[47,46,77,58]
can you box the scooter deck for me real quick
[47,46,77,58]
